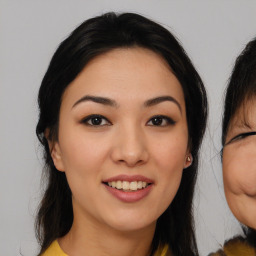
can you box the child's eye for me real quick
[226,131,256,145]
[147,115,176,126]
[81,115,111,126]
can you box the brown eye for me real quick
[147,115,176,126]
[152,116,163,126]
[81,115,111,126]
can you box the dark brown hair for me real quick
[222,38,256,145]
[36,12,207,256]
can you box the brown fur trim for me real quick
[209,236,256,256]
[208,249,226,256]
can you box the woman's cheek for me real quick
[224,147,256,197]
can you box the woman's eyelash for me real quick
[80,114,111,126]
[226,131,256,145]
[147,115,176,126]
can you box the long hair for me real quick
[222,37,256,246]
[36,12,207,256]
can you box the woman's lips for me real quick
[102,175,154,203]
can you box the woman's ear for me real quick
[45,129,65,172]
[184,153,193,169]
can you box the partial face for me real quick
[51,48,190,232]
[223,99,256,229]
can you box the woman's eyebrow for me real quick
[72,95,181,112]
[72,95,119,108]
[144,96,182,113]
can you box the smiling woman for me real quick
[36,12,207,256]
[222,38,256,237]
[209,38,256,256]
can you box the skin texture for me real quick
[223,100,256,230]
[49,47,191,256]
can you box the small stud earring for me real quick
[184,154,193,169]
[186,155,193,165]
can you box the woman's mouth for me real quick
[106,180,150,192]
[102,175,153,202]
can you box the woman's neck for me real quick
[58,212,156,256]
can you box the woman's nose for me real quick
[110,125,149,167]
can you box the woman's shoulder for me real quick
[41,240,68,256]
[208,236,256,256]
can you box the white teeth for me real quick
[123,181,129,190]
[116,180,122,189]
[130,181,137,191]
[106,180,149,191]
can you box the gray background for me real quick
[1,1,256,255]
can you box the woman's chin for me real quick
[102,215,156,234]
[236,211,256,231]
[243,219,256,231]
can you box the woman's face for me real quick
[223,99,256,229]
[51,47,190,232]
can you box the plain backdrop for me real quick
[1,1,256,255]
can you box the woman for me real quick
[36,12,207,256]
[210,38,256,255]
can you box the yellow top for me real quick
[41,240,68,256]
[41,240,170,256]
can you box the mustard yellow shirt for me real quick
[41,240,170,256]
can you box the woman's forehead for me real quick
[229,98,256,131]
[61,47,185,107]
